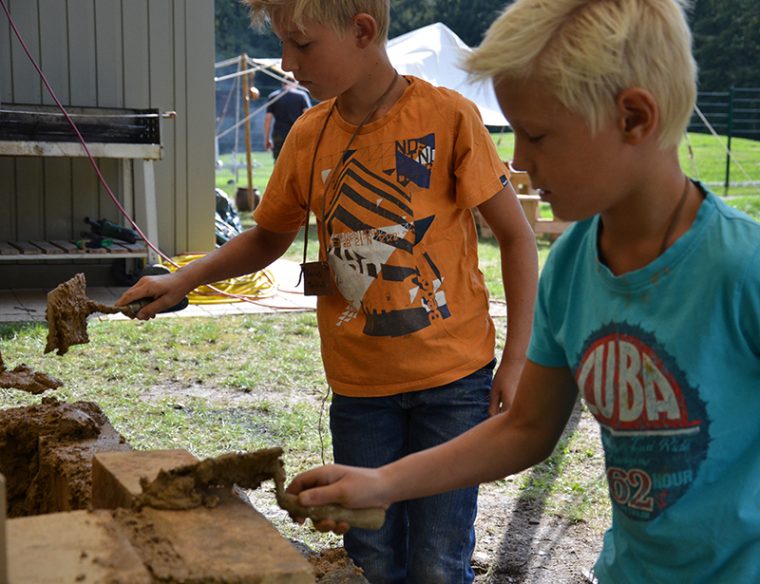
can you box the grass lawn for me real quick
[217,132,760,225]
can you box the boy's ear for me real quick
[352,13,378,47]
[615,88,658,145]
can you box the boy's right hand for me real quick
[286,464,391,534]
[115,271,191,320]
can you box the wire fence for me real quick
[688,87,760,195]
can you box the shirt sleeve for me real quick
[253,120,311,233]
[451,95,510,209]
[527,252,571,368]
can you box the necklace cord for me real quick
[297,72,401,284]
[658,176,691,256]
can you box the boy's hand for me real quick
[115,272,191,320]
[286,464,390,534]
[489,361,523,416]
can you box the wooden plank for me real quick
[95,0,124,108]
[67,0,98,105]
[38,0,70,106]
[0,0,11,104]
[172,1,189,257]
[149,1,176,253]
[0,242,19,255]
[122,0,150,108]
[185,0,217,254]
[117,241,148,254]
[9,0,41,103]
[50,240,79,253]
[0,159,15,239]
[43,158,74,239]
[535,221,573,235]
[29,241,67,255]
[0,142,161,159]
[9,241,43,254]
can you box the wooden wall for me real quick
[0,0,215,286]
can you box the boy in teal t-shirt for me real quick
[285,0,760,582]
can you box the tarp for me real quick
[387,22,508,127]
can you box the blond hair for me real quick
[466,0,697,149]
[242,0,390,45]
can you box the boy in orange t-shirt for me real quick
[118,1,538,580]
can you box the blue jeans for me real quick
[330,361,495,584]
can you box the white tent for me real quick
[387,22,508,127]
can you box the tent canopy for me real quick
[387,22,508,127]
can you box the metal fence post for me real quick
[724,86,735,196]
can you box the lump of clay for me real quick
[0,348,62,394]
[45,273,97,356]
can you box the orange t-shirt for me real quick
[254,77,509,397]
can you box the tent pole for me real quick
[241,54,254,210]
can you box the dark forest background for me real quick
[216,0,760,93]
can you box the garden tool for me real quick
[44,272,188,356]
[134,447,386,531]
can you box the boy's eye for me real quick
[527,134,545,144]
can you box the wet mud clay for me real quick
[0,348,62,394]
[308,548,367,583]
[45,272,142,356]
[137,448,385,531]
[0,397,129,517]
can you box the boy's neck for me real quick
[598,166,703,275]
[336,63,407,125]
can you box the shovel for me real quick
[44,273,188,356]
[134,447,386,531]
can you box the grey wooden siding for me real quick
[0,0,215,280]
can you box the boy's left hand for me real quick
[489,362,522,415]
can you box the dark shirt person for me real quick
[263,76,311,160]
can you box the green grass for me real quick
[218,132,760,203]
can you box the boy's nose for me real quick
[280,46,298,74]
[510,140,532,175]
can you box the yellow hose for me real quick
[162,254,277,304]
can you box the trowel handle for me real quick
[120,296,189,318]
[278,492,386,531]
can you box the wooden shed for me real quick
[0,0,215,288]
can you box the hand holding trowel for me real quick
[45,273,188,356]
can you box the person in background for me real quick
[117,0,538,581]
[263,72,311,160]
[285,1,760,583]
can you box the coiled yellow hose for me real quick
[162,254,277,304]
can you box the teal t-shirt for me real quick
[528,186,760,583]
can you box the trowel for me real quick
[45,273,188,356]
[134,447,386,531]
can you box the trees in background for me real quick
[215,0,760,93]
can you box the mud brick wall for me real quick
[0,397,130,517]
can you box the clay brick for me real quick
[91,449,315,582]
[92,448,198,509]
[129,491,315,583]
[7,509,152,583]
[1,473,6,584]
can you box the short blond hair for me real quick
[466,0,697,149]
[242,0,390,45]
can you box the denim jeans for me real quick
[330,360,495,584]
